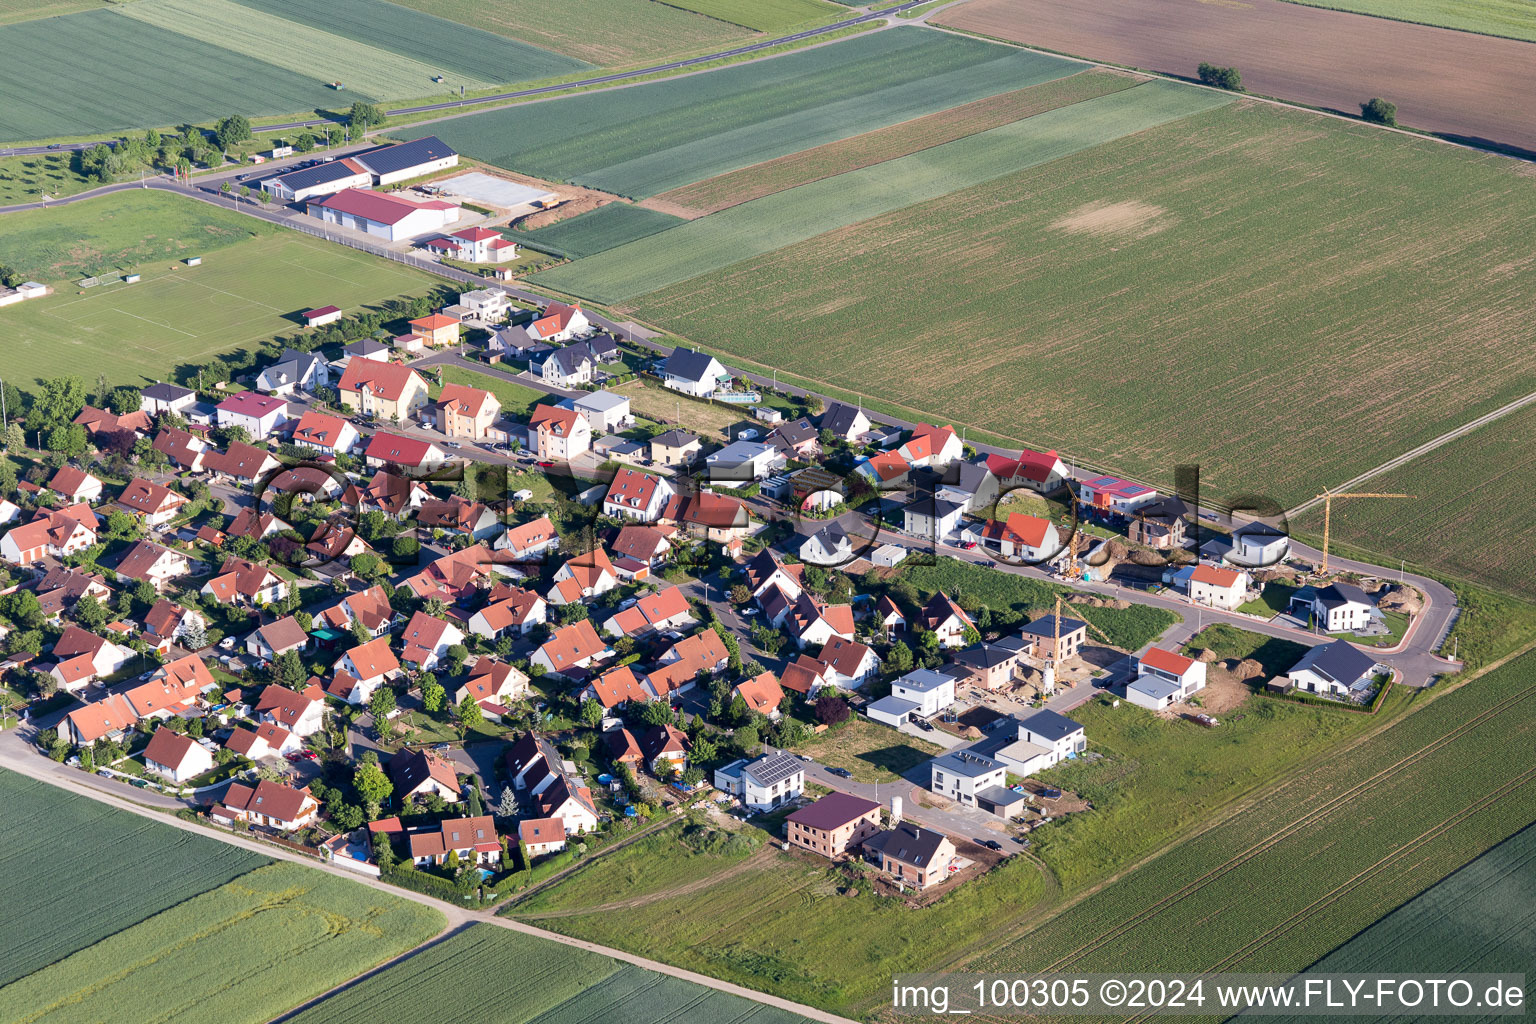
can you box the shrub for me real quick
[1361,97,1398,126]
[1196,62,1243,91]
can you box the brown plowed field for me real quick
[643,69,1142,216]
[938,0,1536,156]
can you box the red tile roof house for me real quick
[783,592,856,649]
[49,624,134,692]
[920,591,976,649]
[364,431,446,471]
[397,610,465,671]
[519,817,567,858]
[337,359,430,421]
[47,465,104,503]
[73,405,152,438]
[640,723,690,777]
[330,636,400,705]
[215,390,291,439]
[344,469,429,518]
[316,584,395,637]
[143,598,206,647]
[63,693,138,747]
[204,442,281,486]
[456,657,529,720]
[214,779,319,831]
[898,422,963,468]
[307,187,461,244]
[227,721,301,760]
[245,614,310,662]
[389,748,462,804]
[467,587,546,639]
[418,494,500,541]
[142,727,214,784]
[113,540,190,591]
[422,225,520,264]
[602,468,675,523]
[816,636,882,690]
[201,556,287,607]
[580,663,660,710]
[600,585,694,639]
[603,727,644,768]
[647,629,730,697]
[531,620,610,680]
[125,654,216,720]
[547,548,619,607]
[409,815,500,866]
[255,682,327,737]
[152,427,209,472]
[227,508,289,543]
[734,671,786,720]
[1186,563,1251,611]
[985,447,1069,495]
[114,477,188,527]
[526,301,590,343]
[290,410,360,455]
[607,523,674,579]
[494,515,560,561]
[779,654,833,699]
[0,504,98,566]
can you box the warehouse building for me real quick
[352,135,459,186]
[307,188,461,242]
[262,158,371,202]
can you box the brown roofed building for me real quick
[787,792,881,858]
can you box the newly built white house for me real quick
[1127,647,1208,710]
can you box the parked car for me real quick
[443,440,461,449]
[977,838,1003,852]
[537,460,555,468]
[960,540,978,550]
[826,766,853,779]
[913,718,934,732]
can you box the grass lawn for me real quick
[0,153,100,205]
[790,716,941,782]
[1236,581,1298,618]
[512,820,1050,1017]
[1278,0,1536,41]
[1027,684,1417,891]
[611,377,757,442]
[1,193,440,388]
[1181,623,1308,678]
[436,364,558,418]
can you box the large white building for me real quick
[995,709,1087,777]
[307,188,461,242]
[1127,647,1207,710]
[867,667,955,727]
[713,750,804,812]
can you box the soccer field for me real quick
[4,231,440,387]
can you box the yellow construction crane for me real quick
[1316,491,1411,574]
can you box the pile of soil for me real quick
[1128,549,1168,567]
[514,194,611,230]
[1193,648,1220,663]
[1232,658,1265,681]
[1378,584,1424,616]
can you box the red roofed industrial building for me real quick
[307,188,461,242]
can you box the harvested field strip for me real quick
[655,0,842,31]
[225,0,589,81]
[533,80,1230,302]
[647,69,1141,215]
[118,0,486,101]
[1279,0,1536,43]
[509,204,687,258]
[526,964,816,1024]
[634,101,1536,507]
[379,0,747,67]
[937,0,1536,157]
[1293,401,1536,601]
[283,924,623,1024]
[965,649,1536,985]
[0,12,339,142]
[420,27,1082,199]
[0,770,268,987]
[0,0,103,24]
[0,861,444,1024]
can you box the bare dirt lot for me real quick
[938,0,1536,156]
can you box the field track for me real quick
[1022,669,1536,976]
[938,0,1536,156]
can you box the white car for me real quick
[737,428,759,440]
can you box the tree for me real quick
[391,535,419,559]
[3,423,25,454]
[350,552,384,579]
[347,101,386,132]
[886,639,914,675]
[214,114,252,151]
[327,126,343,147]
[580,699,604,727]
[294,133,316,154]
[1361,97,1398,126]
[444,643,468,672]
[729,584,751,606]
[495,786,518,818]
[331,802,365,831]
[1196,62,1243,91]
[372,830,396,870]
[814,694,850,725]
[181,618,206,650]
[734,723,759,754]
[273,649,306,689]
[74,595,107,629]
[354,759,393,811]
[640,700,673,727]
[46,423,89,457]
[369,686,397,724]
[422,678,446,713]
[457,694,482,729]
[350,615,373,646]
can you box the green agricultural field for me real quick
[421,27,1085,199]
[512,820,1050,1016]
[0,770,267,987]
[636,99,1536,509]
[0,861,444,1024]
[526,966,815,1024]
[1280,0,1536,41]
[1277,822,1536,998]
[1293,402,1536,602]
[0,12,340,141]
[900,557,1182,652]
[225,0,589,82]
[659,0,842,31]
[436,365,558,418]
[0,193,440,387]
[508,204,687,258]
[968,649,1536,980]
[534,80,1229,302]
[0,0,105,25]
[380,0,748,66]
[648,70,1140,215]
[1181,623,1308,678]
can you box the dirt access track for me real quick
[938,0,1536,157]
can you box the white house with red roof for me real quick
[63,693,138,747]
[1129,647,1208,709]
[49,624,135,692]
[600,585,693,638]
[526,302,589,343]
[1079,475,1159,514]
[214,780,318,831]
[1,505,98,566]
[290,410,360,455]
[784,593,856,650]
[331,636,400,704]
[985,448,1069,494]
[47,465,103,504]
[421,226,520,263]
[114,478,188,527]
[468,587,546,639]
[920,591,975,649]
[216,390,290,439]
[998,512,1061,561]
[602,468,675,523]
[255,682,327,738]
[337,360,429,421]
[307,188,460,242]
[1186,563,1250,611]
[899,423,963,467]
[531,620,609,678]
[364,432,446,470]
[494,515,560,561]
[548,548,619,606]
[398,611,465,671]
[815,636,881,690]
[204,442,282,486]
[143,727,214,783]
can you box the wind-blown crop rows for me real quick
[283,924,622,1024]
[527,965,816,1024]
[533,80,1229,302]
[0,12,340,141]
[636,100,1536,507]
[509,204,687,258]
[965,650,1536,984]
[1293,402,1536,601]
[0,770,268,987]
[646,70,1141,215]
[656,0,841,31]
[421,27,1084,198]
[225,0,589,81]
[0,861,444,1024]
